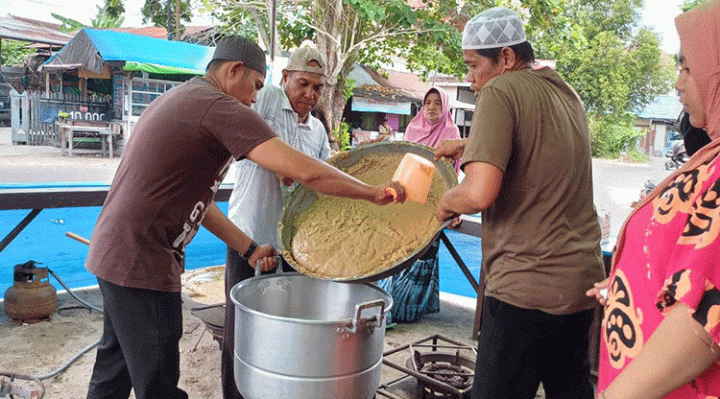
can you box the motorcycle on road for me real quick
[665,139,688,170]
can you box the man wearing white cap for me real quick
[434,7,604,399]
[84,36,405,399]
[223,46,331,399]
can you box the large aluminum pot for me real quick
[230,272,393,399]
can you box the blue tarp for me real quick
[44,28,214,75]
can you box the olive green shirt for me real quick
[463,67,604,315]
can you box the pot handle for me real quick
[343,299,385,334]
[254,255,284,277]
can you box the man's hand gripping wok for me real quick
[377,181,407,205]
[249,244,279,273]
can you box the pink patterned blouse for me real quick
[598,152,720,398]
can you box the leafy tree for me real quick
[142,0,193,38]
[0,39,36,66]
[204,0,463,148]
[204,0,671,156]
[104,0,126,19]
[402,0,567,80]
[93,6,126,28]
[571,0,643,41]
[52,0,125,31]
[531,0,675,158]
[588,114,645,158]
[556,28,672,117]
[52,14,86,32]
[204,0,564,147]
[415,0,673,158]
[681,0,707,11]
[201,0,297,48]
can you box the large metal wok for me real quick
[279,141,458,283]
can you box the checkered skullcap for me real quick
[462,7,527,50]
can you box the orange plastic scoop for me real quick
[386,153,435,203]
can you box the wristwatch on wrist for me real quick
[242,240,258,259]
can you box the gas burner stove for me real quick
[377,334,476,399]
[407,350,475,398]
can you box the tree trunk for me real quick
[312,0,357,152]
[315,80,346,151]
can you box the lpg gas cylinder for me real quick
[3,261,57,322]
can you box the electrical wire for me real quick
[18,269,104,381]
[32,339,100,381]
[0,268,92,391]
[47,268,103,313]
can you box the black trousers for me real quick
[221,247,293,399]
[472,296,595,399]
[87,278,188,399]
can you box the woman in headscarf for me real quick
[378,87,461,323]
[589,2,720,398]
[405,87,462,172]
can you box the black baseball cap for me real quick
[209,36,266,77]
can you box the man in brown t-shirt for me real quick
[84,36,405,399]
[434,8,604,399]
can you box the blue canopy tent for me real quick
[42,28,214,75]
[37,29,216,145]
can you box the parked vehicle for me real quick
[665,139,688,170]
[631,179,656,208]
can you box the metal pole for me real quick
[268,0,277,83]
[0,209,42,253]
[167,0,173,40]
[438,231,479,293]
[175,0,181,40]
[270,0,277,62]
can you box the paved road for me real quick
[2,127,677,239]
[0,128,120,184]
[592,157,674,238]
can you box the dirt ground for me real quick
[4,128,628,398]
[0,286,225,399]
[0,129,486,399]
[0,272,484,399]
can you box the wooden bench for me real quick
[56,120,120,157]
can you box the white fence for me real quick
[10,90,112,146]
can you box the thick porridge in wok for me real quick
[284,152,450,280]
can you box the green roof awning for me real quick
[123,61,204,75]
